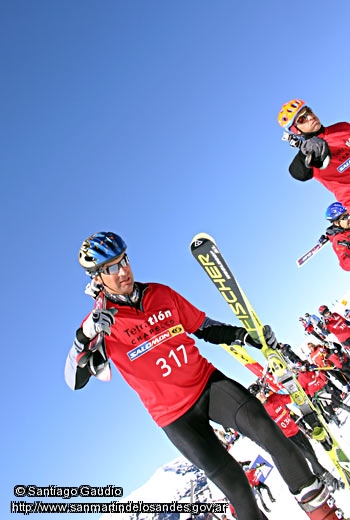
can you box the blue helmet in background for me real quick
[325,202,347,222]
[79,232,127,275]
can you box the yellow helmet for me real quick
[277,99,306,131]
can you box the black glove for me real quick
[319,235,329,245]
[244,334,262,349]
[300,137,331,169]
[76,341,110,376]
[244,325,278,349]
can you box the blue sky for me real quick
[2,1,350,518]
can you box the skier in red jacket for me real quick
[319,305,350,349]
[65,232,346,520]
[278,99,350,211]
[325,202,350,271]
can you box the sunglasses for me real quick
[337,213,350,221]
[100,254,130,275]
[295,107,313,125]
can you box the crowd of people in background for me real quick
[293,304,350,427]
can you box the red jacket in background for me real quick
[308,344,328,367]
[324,312,350,344]
[328,351,346,369]
[326,225,350,271]
[297,370,327,397]
[245,467,262,487]
[263,393,299,437]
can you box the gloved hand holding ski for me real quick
[261,325,279,349]
[82,308,118,338]
[244,325,278,350]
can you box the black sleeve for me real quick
[76,326,91,346]
[74,365,92,389]
[68,327,95,389]
[193,317,247,344]
[289,151,313,181]
[65,327,112,390]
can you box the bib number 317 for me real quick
[156,345,188,377]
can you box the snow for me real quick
[100,412,350,520]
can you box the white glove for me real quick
[82,308,118,339]
[262,325,278,349]
[85,279,103,299]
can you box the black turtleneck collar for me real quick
[301,125,325,139]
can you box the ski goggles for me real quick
[99,254,130,275]
[295,107,313,125]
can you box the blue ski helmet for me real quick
[325,202,347,222]
[79,232,127,275]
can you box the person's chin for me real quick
[120,281,134,294]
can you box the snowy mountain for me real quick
[99,456,226,520]
[100,419,350,520]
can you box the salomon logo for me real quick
[337,157,350,173]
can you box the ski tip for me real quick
[190,232,216,251]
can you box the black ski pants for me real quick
[163,370,314,520]
[289,430,326,476]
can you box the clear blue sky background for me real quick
[2,1,350,518]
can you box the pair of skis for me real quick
[190,232,350,491]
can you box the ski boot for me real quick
[320,471,345,492]
[294,478,345,519]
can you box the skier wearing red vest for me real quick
[278,99,350,211]
[319,305,350,348]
